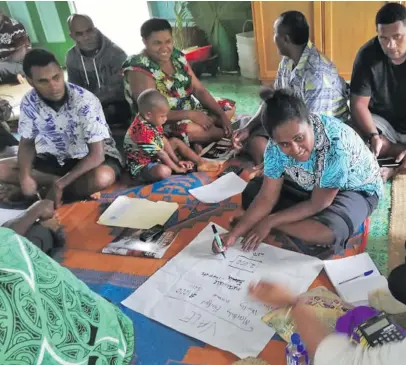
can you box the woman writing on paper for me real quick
[220,88,383,253]
[248,265,406,365]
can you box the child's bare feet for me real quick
[89,191,101,200]
[197,160,223,172]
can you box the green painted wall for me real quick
[148,1,193,21]
[0,1,74,65]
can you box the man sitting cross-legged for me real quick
[232,11,349,168]
[0,48,123,207]
[351,3,406,182]
[124,89,221,183]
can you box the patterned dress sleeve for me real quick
[17,94,39,140]
[122,53,155,77]
[263,141,286,179]
[78,92,111,144]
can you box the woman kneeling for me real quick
[222,88,383,253]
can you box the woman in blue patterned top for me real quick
[220,88,383,253]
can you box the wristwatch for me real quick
[368,131,381,143]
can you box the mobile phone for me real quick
[140,224,165,242]
[378,157,401,167]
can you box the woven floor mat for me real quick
[389,174,406,271]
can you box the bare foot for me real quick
[380,167,397,183]
[197,159,223,172]
[89,191,101,200]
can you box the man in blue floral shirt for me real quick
[232,11,349,166]
[0,49,123,207]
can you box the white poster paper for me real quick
[122,223,323,358]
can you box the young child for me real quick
[124,89,220,182]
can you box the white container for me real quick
[236,21,259,80]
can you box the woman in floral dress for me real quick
[122,18,236,147]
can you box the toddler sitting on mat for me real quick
[124,89,220,183]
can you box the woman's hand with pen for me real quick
[211,233,238,253]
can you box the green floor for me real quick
[203,74,390,275]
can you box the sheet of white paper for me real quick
[324,253,380,285]
[189,173,248,203]
[339,275,388,306]
[0,208,25,226]
[122,223,323,358]
[97,196,178,229]
[324,253,387,305]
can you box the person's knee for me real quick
[152,164,172,181]
[168,137,181,147]
[93,165,117,190]
[186,123,205,141]
[247,136,268,162]
[388,263,406,305]
[379,136,396,157]
[186,122,224,142]
[242,176,264,210]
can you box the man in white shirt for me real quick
[249,263,406,365]
[0,48,123,207]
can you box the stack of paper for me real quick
[324,253,388,306]
[97,196,179,229]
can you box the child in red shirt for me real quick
[124,89,220,182]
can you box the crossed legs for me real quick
[0,156,118,201]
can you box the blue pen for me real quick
[211,224,226,259]
[339,270,374,285]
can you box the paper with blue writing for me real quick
[122,223,324,358]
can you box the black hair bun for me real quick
[259,87,275,102]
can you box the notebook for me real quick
[324,253,388,306]
[97,196,178,229]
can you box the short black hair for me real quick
[141,18,172,39]
[260,88,310,137]
[376,2,406,26]
[388,263,406,305]
[23,48,60,78]
[137,89,168,116]
[278,11,309,46]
